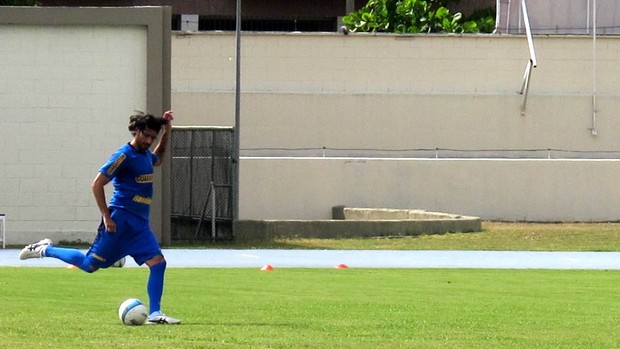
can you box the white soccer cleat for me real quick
[19,238,53,260]
[146,312,181,325]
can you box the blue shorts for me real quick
[85,208,162,268]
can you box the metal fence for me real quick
[170,127,234,243]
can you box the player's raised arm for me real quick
[153,110,174,167]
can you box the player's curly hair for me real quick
[128,112,167,134]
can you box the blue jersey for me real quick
[99,143,158,221]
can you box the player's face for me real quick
[135,128,159,151]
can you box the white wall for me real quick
[3,27,620,245]
[172,33,620,148]
[171,32,620,221]
[0,25,147,243]
[240,157,620,221]
[497,0,620,35]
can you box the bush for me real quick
[342,0,495,34]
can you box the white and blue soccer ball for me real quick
[118,298,148,326]
[112,257,126,268]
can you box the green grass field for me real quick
[211,222,620,251]
[3,222,618,348]
[0,267,618,349]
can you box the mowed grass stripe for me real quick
[264,222,620,251]
[0,267,617,349]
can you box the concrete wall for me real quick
[0,24,146,242]
[239,158,620,221]
[171,32,620,222]
[3,19,620,245]
[0,7,171,245]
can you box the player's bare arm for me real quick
[91,172,116,232]
[153,110,174,167]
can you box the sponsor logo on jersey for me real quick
[135,174,154,183]
[107,154,126,175]
[133,195,152,205]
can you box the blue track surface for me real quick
[2,249,619,269]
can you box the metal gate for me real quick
[170,126,234,242]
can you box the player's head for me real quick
[128,113,166,151]
[128,112,166,134]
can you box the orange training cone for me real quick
[260,264,274,271]
[335,263,348,269]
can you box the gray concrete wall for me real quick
[171,32,620,222]
[239,158,620,222]
[235,218,481,244]
[3,21,620,245]
[0,7,171,245]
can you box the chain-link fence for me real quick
[170,127,234,243]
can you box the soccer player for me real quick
[19,110,180,325]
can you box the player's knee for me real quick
[80,263,99,273]
[146,255,166,267]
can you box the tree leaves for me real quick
[342,0,495,34]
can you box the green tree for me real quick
[342,0,494,34]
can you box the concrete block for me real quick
[235,211,482,244]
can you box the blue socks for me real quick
[147,260,166,315]
[46,246,167,315]
[44,246,93,273]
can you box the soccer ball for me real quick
[112,257,126,268]
[118,298,148,326]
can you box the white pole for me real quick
[0,214,5,249]
[517,0,522,33]
[591,0,598,136]
[506,0,512,33]
[521,0,537,67]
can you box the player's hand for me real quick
[162,110,174,125]
[104,216,117,233]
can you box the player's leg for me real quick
[84,211,129,270]
[19,238,95,272]
[20,213,126,272]
[146,256,166,315]
[144,256,180,324]
[127,220,180,324]
[46,246,92,271]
